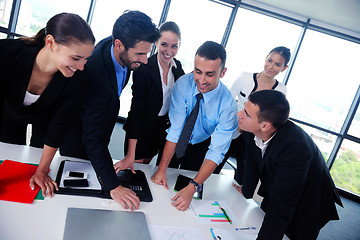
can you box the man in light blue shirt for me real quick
[152,41,238,211]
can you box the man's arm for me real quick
[29,145,59,197]
[81,66,140,210]
[81,99,140,210]
[151,76,189,188]
[171,159,217,211]
[114,138,137,174]
[151,140,176,189]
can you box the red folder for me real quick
[0,159,41,204]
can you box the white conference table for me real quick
[0,142,288,240]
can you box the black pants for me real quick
[125,114,170,162]
[213,134,246,184]
[165,137,211,171]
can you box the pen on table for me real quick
[210,228,216,240]
[220,207,232,224]
[236,227,256,230]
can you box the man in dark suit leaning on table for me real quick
[233,90,343,240]
[60,11,160,210]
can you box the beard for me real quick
[119,51,141,71]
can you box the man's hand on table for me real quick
[171,184,196,211]
[151,169,169,189]
[110,185,140,211]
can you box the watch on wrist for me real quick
[189,180,202,193]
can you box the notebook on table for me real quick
[55,160,153,202]
[63,208,151,240]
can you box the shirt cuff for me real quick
[166,129,180,143]
[205,150,224,165]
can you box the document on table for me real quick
[0,159,41,203]
[190,200,240,225]
[149,224,204,240]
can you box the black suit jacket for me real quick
[80,37,130,191]
[242,121,342,240]
[123,53,184,139]
[0,39,85,148]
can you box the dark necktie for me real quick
[175,93,203,158]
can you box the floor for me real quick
[109,122,360,240]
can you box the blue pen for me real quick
[236,227,256,230]
[210,228,216,240]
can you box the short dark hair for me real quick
[268,46,291,66]
[248,90,290,129]
[195,41,226,70]
[159,21,181,40]
[22,12,95,46]
[112,10,161,49]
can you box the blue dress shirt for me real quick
[167,73,238,165]
[110,45,128,97]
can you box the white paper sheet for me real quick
[59,160,101,190]
[190,200,240,225]
[149,224,204,240]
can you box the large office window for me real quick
[224,8,301,88]
[90,0,164,42]
[286,30,360,133]
[16,0,90,37]
[166,0,232,73]
[331,139,360,195]
[348,106,360,138]
[333,100,360,195]
[0,0,13,29]
[286,30,360,195]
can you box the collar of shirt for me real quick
[157,56,177,77]
[192,78,221,103]
[254,134,276,157]
[157,56,177,116]
[110,45,128,97]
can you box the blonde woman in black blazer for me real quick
[116,22,184,172]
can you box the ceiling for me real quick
[243,0,360,38]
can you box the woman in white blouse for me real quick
[214,46,291,182]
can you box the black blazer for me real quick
[123,53,185,139]
[80,37,131,191]
[0,39,85,148]
[242,121,342,240]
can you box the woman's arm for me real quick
[29,144,59,197]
